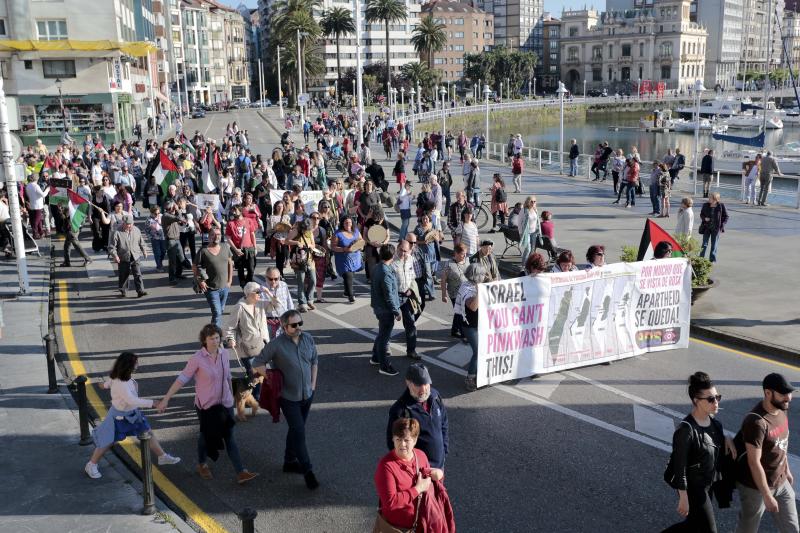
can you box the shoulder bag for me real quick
[372,453,422,533]
[289,234,311,271]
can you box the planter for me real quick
[691,278,716,305]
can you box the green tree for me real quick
[400,61,437,92]
[365,0,408,93]
[271,0,323,95]
[320,8,356,102]
[411,15,447,69]
[270,38,324,106]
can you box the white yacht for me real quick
[676,96,742,118]
[715,143,800,174]
[726,114,784,129]
[672,118,728,133]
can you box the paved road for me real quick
[52,108,800,532]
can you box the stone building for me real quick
[558,0,707,94]
[421,0,494,85]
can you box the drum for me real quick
[349,239,366,251]
[311,247,326,258]
[367,225,388,244]
[424,229,440,244]
[274,222,292,233]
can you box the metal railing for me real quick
[408,130,800,208]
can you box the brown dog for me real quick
[231,375,263,421]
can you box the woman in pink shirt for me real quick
[157,324,258,484]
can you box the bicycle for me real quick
[473,193,492,230]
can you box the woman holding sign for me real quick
[455,263,485,392]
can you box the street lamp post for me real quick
[409,87,415,115]
[354,0,365,146]
[692,79,706,195]
[334,80,338,105]
[499,81,503,102]
[440,85,447,157]
[483,83,491,153]
[416,82,421,114]
[533,77,536,98]
[557,81,568,175]
[637,78,641,100]
[583,79,586,100]
[400,86,405,119]
[55,78,67,132]
[277,46,284,119]
[296,30,305,124]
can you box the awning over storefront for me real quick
[0,40,157,57]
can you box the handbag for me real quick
[698,221,708,235]
[289,235,310,270]
[373,453,421,533]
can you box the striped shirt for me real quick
[258,281,295,318]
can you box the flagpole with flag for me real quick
[636,218,684,261]
[66,189,90,233]
[148,149,180,196]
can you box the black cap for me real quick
[763,373,795,394]
[480,240,494,247]
[405,363,432,386]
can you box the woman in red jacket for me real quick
[374,418,445,531]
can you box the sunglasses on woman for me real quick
[697,394,722,404]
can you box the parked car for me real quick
[587,89,603,97]
[191,107,206,118]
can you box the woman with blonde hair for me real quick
[517,195,540,268]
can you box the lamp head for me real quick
[483,84,491,96]
[556,82,568,95]
[694,79,706,92]
[440,87,446,96]
[55,78,63,90]
[410,88,415,95]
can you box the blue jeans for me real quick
[372,311,395,366]
[464,326,479,376]
[196,407,244,473]
[649,184,661,214]
[471,188,480,208]
[569,158,578,176]
[167,239,185,281]
[399,300,417,355]
[295,265,316,305]
[442,185,452,215]
[423,261,436,298]
[151,238,166,269]
[700,231,720,263]
[280,394,314,473]
[399,210,411,240]
[626,183,636,205]
[204,287,230,327]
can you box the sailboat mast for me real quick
[763,0,771,133]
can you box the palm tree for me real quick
[321,8,356,103]
[270,38,325,106]
[411,15,447,69]
[365,0,408,92]
[271,0,322,97]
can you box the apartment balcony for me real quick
[659,54,673,63]
[155,26,165,38]
[565,56,581,64]
[619,55,632,64]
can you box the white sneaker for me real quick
[85,461,102,479]
[158,453,181,466]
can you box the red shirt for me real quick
[375,449,431,529]
[225,217,257,249]
[541,220,554,239]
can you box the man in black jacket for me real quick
[599,141,614,180]
[700,149,714,198]
[386,364,449,469]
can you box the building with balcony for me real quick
[740,0,785,76]
[558,0,707,94]
[784,10,800,69]
[421,0,493,85]
[538,13,560,93]
[1,0,160,144]
[469,0,544,57]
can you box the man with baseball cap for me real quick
[385,363,449,469]
[735,373,797,532]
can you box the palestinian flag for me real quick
[67,189,90,233]
[49,185,69,206]
[198,147,219,194]
[179,133,196,159]
[637,218,684,261]
[147,149,180,196]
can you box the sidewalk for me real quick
[261,111,800,360]
[0,246,193,533]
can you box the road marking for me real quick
[437,343,472,367]
[327,297,369,316]
[690,337,800,372]
[203,113,217,137]
[633,404,676,443]
[56,280,230,533]
[513,373,565,400]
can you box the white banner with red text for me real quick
[476,259,691,387]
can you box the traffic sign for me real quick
[298,93,310,106]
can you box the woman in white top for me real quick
[517,195,540,267]
[397,181,414,240]
[224,282,270,407]
[744,155,761,205]
[675,197,695,237]
[85,352,180,479]
[458,207,480,256]
[91,161,104,187]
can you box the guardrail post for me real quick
[538,149,542,171]
[716,170,720,188]
[75,375,93,446]
[548,151,552,166]
[138,431,157,515]
[741,172,746,202]
[239,508,258,533]
[43,333,58,393]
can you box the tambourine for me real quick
[367,225,388,243]
[310,247,326,258]
[349,239,366,251]
[274,222,291,233]
[424,230,441,244]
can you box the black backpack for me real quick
[495,188,507,203]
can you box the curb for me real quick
[256,109,285,138]
[689,323,800,364]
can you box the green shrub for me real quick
[620,245,638,263]
[673,234,714,287]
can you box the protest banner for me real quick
[477,259,691,387]
[269,190,324,214]
[194,193,221,213]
